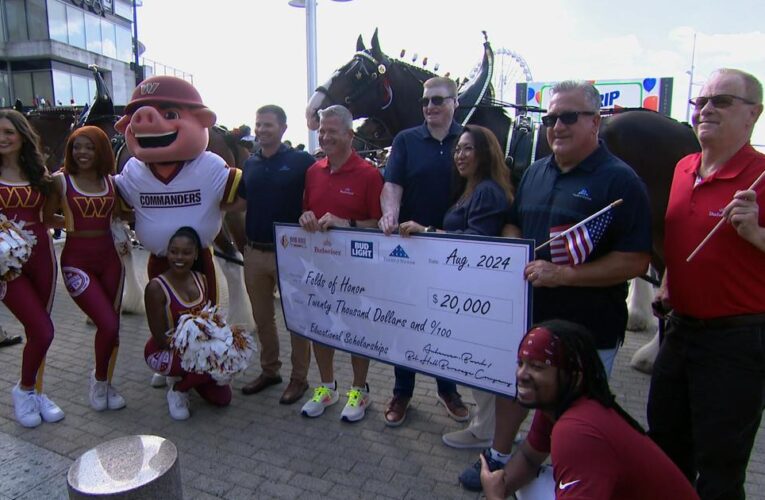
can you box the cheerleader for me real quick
[0,110,63,428]
[44,126,125,412]
[144,227,232,420]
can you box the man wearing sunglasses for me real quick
[459,80,652,491]
[379,77,469,427]
[648,68,765,500]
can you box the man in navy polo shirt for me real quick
[379,76,469,427]
[459,80,652,491]
[237,105,315,405]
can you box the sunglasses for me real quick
[541,111,595,127]
[688,94,756,109]
[419,96,455,107]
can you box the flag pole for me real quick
[686,169,765,262]
[534,199,623,252]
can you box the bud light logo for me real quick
[351,240,373,259]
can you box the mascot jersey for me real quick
[115,151,241,255]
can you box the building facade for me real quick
[0,0,137,108]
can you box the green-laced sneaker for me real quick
[300,383,339,418]
[340,384,370,422]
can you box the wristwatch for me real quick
[349,219,357,227]
[425,226,437,233]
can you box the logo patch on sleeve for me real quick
[62,267,90,297]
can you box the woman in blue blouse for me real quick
[399,125,512,236]
[399,125,527,460]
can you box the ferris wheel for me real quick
[471,48,533,104]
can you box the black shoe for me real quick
[458,448,505,492]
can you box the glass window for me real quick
[65,5,85,49]
[115,25,132,62]
[27,0,47,40]
[113,79,128,105]
[12,72,34,106]
[0,72,8,107]
[6,0,27,41]
[52,69,72,105]
[0,2,6,42]
[48,0,67,43]
[71,74,90,105]
[88,77,96,104]
[100,18,116,58]
[114,0,132,20]
[32,72,54,106]
[84,12,101,53]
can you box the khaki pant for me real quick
[243,247,310,381]
[468,389,496,440]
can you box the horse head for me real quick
[352,116,394,154]
[306,29,433,132]
[26,108,79,172]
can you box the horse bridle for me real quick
[315,51,394,112]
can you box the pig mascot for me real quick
[113,76,245,386]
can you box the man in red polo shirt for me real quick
[648,68,765,500]
[298,104,383,423]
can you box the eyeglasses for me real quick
[541,111,596,127]
[688,94,756,109]
[419,96,455,107]
[454,145,475,155]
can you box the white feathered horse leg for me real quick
[216,251,255,331]
[631,328,661,374]
[111,219,146,314]
[120,248,146,314]
[627,266,661,374]
[626,274,656,332]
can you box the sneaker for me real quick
[459,448,505,492]
[166,387,190,420]
[437,392,470,422]
[37,393,65,423]
[11,383,41,428]
[442,429,493,449]
[150,372,166,388]
[107,385,126,410]
[340,384,370,423]
[300,383,339,418]
[89,371,108,411]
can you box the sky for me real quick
[136,0,765,149]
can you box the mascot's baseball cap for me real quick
[125,75,207,114]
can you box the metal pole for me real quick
[685,32,697,123]
[306,0,318,153]
[132,0,141,86]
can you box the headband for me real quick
[518,326,566,368]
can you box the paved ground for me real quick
[1,247,764,499]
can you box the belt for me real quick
[246,241,275,252]
[669,313,765,330]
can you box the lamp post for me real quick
[132,0,144,86]
[288,0,352,153]
[685,32,697,123]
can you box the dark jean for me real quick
[393,366,458,398]
[647,316,765,500]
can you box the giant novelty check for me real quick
[274,224,533,396]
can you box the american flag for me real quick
[549,211,613,265]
